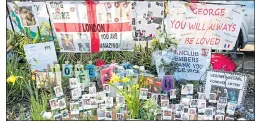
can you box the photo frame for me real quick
[70,102,79,115]
[105,111,112,120]
[61,109,70,119]
[54,86,64,98]
[162,109,172,120]
[49,98,58,110]
[69,78,78,89]
[58,98,67,110]
[139,88,148,99]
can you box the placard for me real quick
[166,1,245,50]
[23,42,58,71]
[205,70,247,104]
[131,1,164,42]
[46,1,133,52]
[173,45,211,80]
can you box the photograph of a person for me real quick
[97,109,106,120]
[190,99,198,108]
[61,109,69,119]
[219,97,227,104]
[181,98,190,107]
[105,97,113,108]
[61,33,75,51]
[174,111,182,119]
[182,113,189,120]
[54,114,62,120]
[198,93,206,100]
[170,89,176,99]
[181,85,188,95]
[175,104,184,112]
[209,93,217,103]
[105,111,112,120]
[139,88,148,99]
[163,109,172,120]
[187,84,193,94]
[188,108,197,115]
[89,86,96,94]
[90,99,97,108]
[204,108,213,117]
[70,103,79,115]
[116,113,124,120]
[161,100,169,109]
[18,6,37,27]
[227,88,239,104]
[69,78,77,89]
[78,43,90,52]
[103,84,110,93]
[215,115,224,120]
[54,86,63,98]
[49,99,58,110]
[160,94,168,100]
[58,98,66,110]
[71,89,81,100]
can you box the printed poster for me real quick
[166,1,245,50]
[131,1,164,42]
[46,1,133,53]
[23,42,58,71]
[172,45,211,80]
[205,70,247,104]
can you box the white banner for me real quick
[46,1,133,52]
[173,45,211,80]
[166,1,245,50]
[131,1,164,42]
[205,70,247,104]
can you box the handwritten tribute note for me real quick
[23,42,58,71]
[166,1,245,50]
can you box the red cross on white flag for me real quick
[47,0,132,53]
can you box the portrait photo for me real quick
[61,33,75,51]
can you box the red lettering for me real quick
[209,9,214,16]
[222,24,228,31]
[171,20,175,27]
[189,22,197,30]
[228,23,233,31]
[220,9,225,16]
[215,8,221,16]
[232,24,236,32]
[215,38,220,45]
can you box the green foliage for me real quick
[141,98,161,120]
[18,104,26,120]
[6,54,30,105]
[25,82,49,120]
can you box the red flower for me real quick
[96,59,106,67]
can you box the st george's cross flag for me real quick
[46,1,133,53]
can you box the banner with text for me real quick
[166,1,245,50]
[205,70,247,104]
[173,45,211,80]
[46,1,133,53]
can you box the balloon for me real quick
[211,53,236,72]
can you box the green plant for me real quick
[109,76,146,119]
[25,82,49,120]
[18,103,26,120]
[6,54,30,105]
[141,98,161,120]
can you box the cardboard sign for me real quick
[62,64,73,77]
[166,1,245,50]
[173,45,211,80]
[131,1,164,42]
[86,64,96,78]
[23,42,57,71]
[46,1,133,52]
[205,70,247,104]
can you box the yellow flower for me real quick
[7,75,17,84]
[31,75,35,80]
[121,77,130,83]
[152,38,159,44]
[109,73,120,84]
